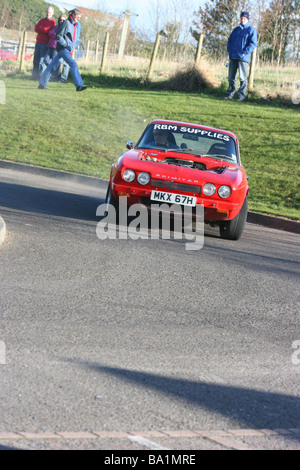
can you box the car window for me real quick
[137,124,238,164]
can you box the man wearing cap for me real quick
[224,11,257,101]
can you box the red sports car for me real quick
[105,119,249,240]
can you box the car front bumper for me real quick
[111,182,242,221]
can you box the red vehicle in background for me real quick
[105,119,249,240]
[0,45,32,61]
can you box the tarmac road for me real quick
[0,164,299,450]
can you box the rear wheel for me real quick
[219,197,248,240]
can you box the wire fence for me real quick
[0,30,209,75]
[1,29,299,102]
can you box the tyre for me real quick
[219,197,248,240]
[104,184,119,217]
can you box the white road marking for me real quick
[128,435,170,450]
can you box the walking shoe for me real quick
[76,85,87,92]
[38,84,47,89]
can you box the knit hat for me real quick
[240,11,250,20]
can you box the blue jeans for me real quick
[39,48,84,88]
[49,57,63,81]
[60,61,70,83]
[49,58,69,82]
[225,59,249,100]
[31,43,48,80]
[40,48,57,74]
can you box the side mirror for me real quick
[126,141,134,150]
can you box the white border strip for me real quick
[0,216,6,246]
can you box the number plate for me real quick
[151,190,196,206]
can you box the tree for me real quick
[135,0,195,58]
[193,0,254,59]
[258,0,300,64]
[0,0,62,31]
[0,1,11,29]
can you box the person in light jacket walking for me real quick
[224,11,257,101]
[41,13,67,74]
[38,9,87,92]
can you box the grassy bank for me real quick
[0,72,299,221]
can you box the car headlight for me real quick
[137,172,150,185]
[218,185,231,198]
[122,169,136,182]
[203,183,216,196]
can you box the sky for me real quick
[48,0,205,34]
[57,0,203,16]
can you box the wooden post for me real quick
[19,30,27,72]
[146,32,160,81]
[86,40,90,62]
[100,32,109,73]
[95,40,99,62]
[248,47,257,92]
[17,34,23,62]
[118,10,130,58]
[195,33,203,65]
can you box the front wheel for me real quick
[104,184,119,216]
[219,197,248,240]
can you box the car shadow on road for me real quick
[0,181,102,222]
[0,443,21,450]
[80,363,300,438]
[0,180,227,240]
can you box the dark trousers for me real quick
[31,43,48,80]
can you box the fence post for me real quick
[86,40,90,62]
[19,30,27,72]
[195,33,203,65]
[100,32,109,74]
[146,30,168,81]
[17,34,23,62]
[248,47,257,92]
[146,32,161,81]
[118,10,131,58]
[95,40,99,62]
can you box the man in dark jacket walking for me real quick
[224,11,257,101]
[38,9,87,91]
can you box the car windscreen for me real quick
[137,124,238,164]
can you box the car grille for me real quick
[150,179,201,194]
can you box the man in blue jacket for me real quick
[38,9,87,91]
[224,11,257,101]
[58,16,81,83]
